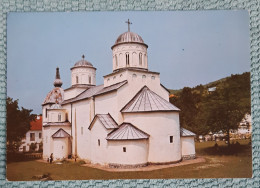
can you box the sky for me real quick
[7,11,250,114]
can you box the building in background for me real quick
[19,115,42,152]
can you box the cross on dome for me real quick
[125,19,132,32]
[82,54,85,59]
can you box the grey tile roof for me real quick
[62,80,127,105]
[106,122,149,140]
[180,128,196,137]
[52,128,70,138]
[94,80,127,96]
[121,86,180,113]
[43,122,71,127]
[89,113,118,130]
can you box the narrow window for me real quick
[58,113,61,122]
[39,133,42,139]
[76,76,79,84]
[81,127,83,135]
[170,136,173,143]
[115,55,118,67]
[98,139,100,146]
[30,133,35,141]
[139,53,142,65]
[126,53,129,66]
[123,147,126,152]
[45,108,47,118]
[88,76,91,84]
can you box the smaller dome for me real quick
[73,55,93,68]
[50,103,62,109]
[43,87,64,105]
[74,59,93,68]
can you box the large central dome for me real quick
[112,31,148,48]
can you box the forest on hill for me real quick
[169,72,251,140]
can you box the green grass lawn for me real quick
[6,139,252,181]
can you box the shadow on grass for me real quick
[198,142,251,156]
[7,152,42,163]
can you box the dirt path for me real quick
[81,157,206,172]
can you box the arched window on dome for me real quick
[132,74,137,79]
[126,53,130,66]
[88,76,91,84]
[139,53,143,66]
[76,76,79,84]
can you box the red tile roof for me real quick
[30,116,42,131]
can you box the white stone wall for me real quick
[42,104,51,124]
[42,125,71,159]
[47,109,66,122]
[53,137,71,160]
[89,119,111,165]
[180,137,196,157]
[71,67,96,86]
[112,43,148,71]
[107,140,148,165]
[123,112,181,163]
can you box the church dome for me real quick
[43,87,64,105]
[112,31,148,48]
[71,55,96,70]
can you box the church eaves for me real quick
[106,122,149,140]
[121,86,180,113]
[89,114,118,130]
[180,128,196,137]
[52,128,70,138]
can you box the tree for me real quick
[6,97,36,152]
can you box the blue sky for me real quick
[7,11,250,114]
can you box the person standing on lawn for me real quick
[50,153,53,164]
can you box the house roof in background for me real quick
[30,116,42,131]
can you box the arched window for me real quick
[88,76,91,84]
[126,53,129,66]
[45,108,47,118]
[139,53,142,65]
[58,113,61,122]
[151,76,155,80]
[76,76,79,84]
[115,55,118,67]
[142,75,146,81]
[132,74,137,79]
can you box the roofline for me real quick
[64,84,94,91]
[88,113,118,130]
[107,122,150,137]
[93,81,128,97]
[121,110,180,113]
[51,128,71,138]
[43,122,71,127]
[160,83,170,93]
[103,68,160,78]
[42,102,55,106]
[70,66,96,70]
[120,85,180,112]
[62,84,103,105]
[111,41,148,49]
[106,138,149,141]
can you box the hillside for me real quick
[169,72,251,136]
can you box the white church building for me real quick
[42,21,196,167]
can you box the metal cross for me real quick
[125,19,132,32]
[82,54,85,59]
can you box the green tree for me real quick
[7,97,36,152]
